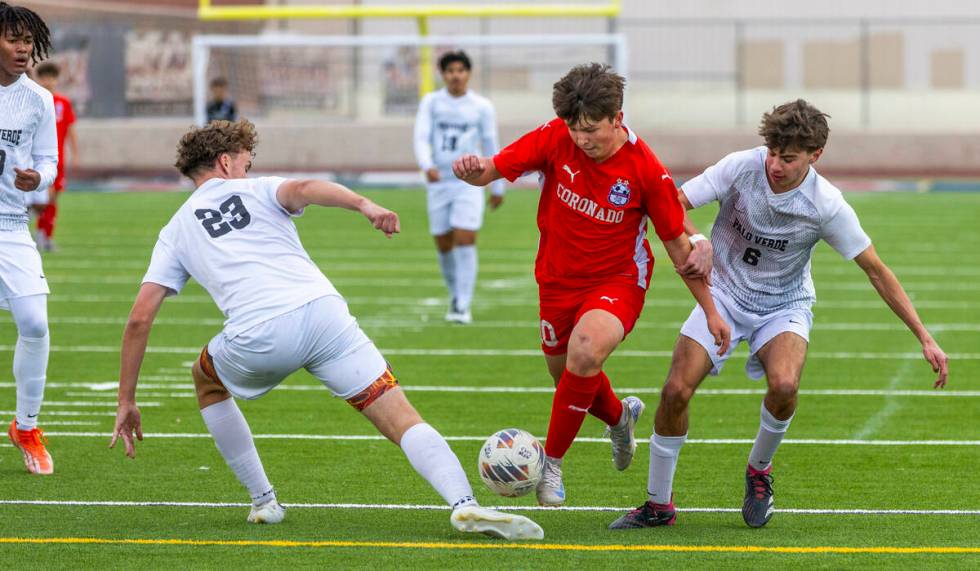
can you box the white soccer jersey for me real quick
[142,176,340,338]
[682,146,871,314]
[413,88,504,195]
[0,74,58,223]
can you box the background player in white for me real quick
[610,99,949,530]
[413,50,504,324]
[0,2,57,475]
[109,119,543,540]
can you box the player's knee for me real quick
[15,313,48,339]
[566,337,606,375]
[191,353,229,408]
[660,380,694,411]
[767,375,799,404]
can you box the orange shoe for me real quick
[7,420,53,475]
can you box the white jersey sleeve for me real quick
[413,93,435,171]
[32,91,58,191]
[681,149,758,208]
[143,224,191,295]
[479,100,505,196]
[821,199,872,260]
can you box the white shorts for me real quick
[23,188,49,207]
[207,295,387,400]
[679,288,812,380]
[0,227,50,311]
[426,179,484,235]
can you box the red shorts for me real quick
[538,280,647,355]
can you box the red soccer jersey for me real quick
[493,117,685,289]
[52,92,76,190]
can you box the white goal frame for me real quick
[192,33,629,126]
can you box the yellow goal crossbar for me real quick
[198,0,621,21]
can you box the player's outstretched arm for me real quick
[452,154,502,188]
[675,190,713,283]
[277,179,400,238]
[112,283,169,458]
[854,245,949,388]
[663,234,731,355]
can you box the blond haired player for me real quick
[110,119,543,540]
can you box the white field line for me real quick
[18,382,980,398]
[34,432,980,446]
[4,315,980,333]
[32,295,980,310]
[0,410,116,417]
[32,421,100,426]
[0,499,977,516]
[34,401,161,408]
[3,345,980,360]
[41,274,977,292]
[853,356,916,440]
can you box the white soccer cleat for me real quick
[450,505,544,540]
[607,396,645,471]
[247,500,286,524]
[445,309,472,324]
[535,456,565,507]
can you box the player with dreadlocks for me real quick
[0,2,58,474]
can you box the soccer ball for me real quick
[478,428,546,497]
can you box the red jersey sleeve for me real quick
[641,156,685,242]
[492,118,561,182]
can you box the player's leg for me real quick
[608,335,714,529]
[741,327,809,529]
[6,293,52,474]
[353,384,543,539]
[610,293,743,529]
[427,183,457,318]
[446,185,484,323]
[537,308,625,506]
[192,347,281,523]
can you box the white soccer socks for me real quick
[437,250,457,301]
[200,399,276,507]
[748,401,794,472]
[14,332,49,431]
[400,422,476,508]
[647,432,687,505]
[452,245,477,313]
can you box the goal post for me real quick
[192,33,629,127]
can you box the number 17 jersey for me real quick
[143,176,339,338]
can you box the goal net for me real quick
[192,33,628,126]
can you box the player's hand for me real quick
[452,154,486,184]
[361,201,400,238]
[13,168,41,191]
[922,338,949,388]
[425,167,440,183]
[110,401,143,459]
[677,240,713,285]
[488,194,504,210]
[706,312,731,356]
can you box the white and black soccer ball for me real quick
[478,428,546,497]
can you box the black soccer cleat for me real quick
[608,500,676,529]
[742,465,775,528]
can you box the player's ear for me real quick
[809,148,823,164]
[613,111,624,128]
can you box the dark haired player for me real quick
[0,1,58,474]
[413,50,504,323]
[610,99,948,530]
[453,63,729,506]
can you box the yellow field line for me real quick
[1,537,978,555]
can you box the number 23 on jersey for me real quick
[194,194,252,238]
